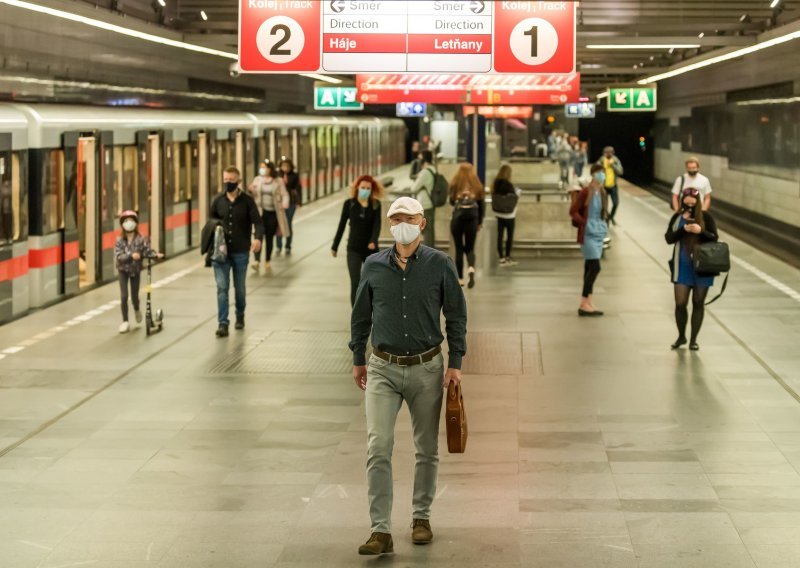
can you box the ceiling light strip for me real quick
[586,44,701,49]
[0,0,237,59]
[639,29,800,84]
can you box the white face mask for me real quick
[259,168,267,176]
[122,220,137,232]
[390,222,421,245]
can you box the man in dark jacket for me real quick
[209,166,263,337]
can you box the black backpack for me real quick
[427,168,449,208]
[492,192,518,214]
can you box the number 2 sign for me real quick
[239,1,320,72]
[493,1,575,73]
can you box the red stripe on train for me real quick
[165,211,190,230]
[29,241,80,269]
[0,254,29,282]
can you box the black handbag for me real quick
[693,241,730,305]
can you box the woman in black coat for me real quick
[332,175,383,306]
[665,187,719,350]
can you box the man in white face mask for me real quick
[349,196,467,556]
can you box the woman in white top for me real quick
[248,160,289,268]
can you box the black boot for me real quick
[216,324,229,337]
[235,314,244,330]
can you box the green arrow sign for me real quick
[608,86,657,112]
[314,86,364,110]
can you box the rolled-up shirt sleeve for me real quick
[349,266,374,366]
[441,256,467,369]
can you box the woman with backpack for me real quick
[491,165,522,266]
[665,187,719,351]
[332,175,383,306]
[449,162,485,289]
[569,164,609,317]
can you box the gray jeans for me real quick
[365,352,445,533]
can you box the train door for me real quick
[310,127,319,202]
[297,128,312,204]
[208,130,219,196]
[135,130,165,255]
[0,134,13,320]
[325,126,334,195]
[63,131,100,291]
[331,126,342,191]
[97,131,115,283]
[316,127,328,196]
[190,130,209,245]
[278,128,292,164]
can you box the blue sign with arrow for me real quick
[396,102,428,117]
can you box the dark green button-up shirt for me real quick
[349,244,467,369]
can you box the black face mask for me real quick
[687,170,698,176]
[224,181,238,193]
[681,202,694,213]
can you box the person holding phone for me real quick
[665,187,719,351]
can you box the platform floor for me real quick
[2,169,800,568]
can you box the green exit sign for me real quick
[314,86,364,110]
[608,86,657,112]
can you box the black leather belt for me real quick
[373,346,441,367]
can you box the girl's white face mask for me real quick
[259,168,267,176]
[390,222,421,245]
[122,220,137,232]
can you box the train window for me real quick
[183,142,192,200]
[39,149,65,234]
[170,141,189,203]
[0,152,11,243]
[12,152,29,242]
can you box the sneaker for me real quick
[467,267,476,289]
[235,315,244,330]
[215,324,229,338]
[358,533,393,556]
[411,519,433,545]
[118,321,130,334]
[251,263,259,272]
[134,310,143,323]
[285,248,292,256]
[505,257,518,266]
[499,257,508,266]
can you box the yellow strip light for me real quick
[0,0,343,84]
[639,30,800,84]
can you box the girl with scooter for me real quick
[115,211,161,333]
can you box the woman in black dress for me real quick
[332,175,383,306]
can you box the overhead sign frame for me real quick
[239,0,575,75]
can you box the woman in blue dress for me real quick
[569,164,609,316]
[665,187,719,350]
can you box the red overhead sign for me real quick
[463,106,534,119]
[356,73,580,105]
[238,1,575,74]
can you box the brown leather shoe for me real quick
[411,519,433,544]
[358,532,394,555]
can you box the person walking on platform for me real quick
[210,166,263,337]
[491,165,522,266]
[332,175,383,306]
[349,196,467,556]
[115,210,160,333]
[277,158,301,256]
[410,150,437,248]
[248,161,289,270]
[554,136,574,188]
[409,141,422,180]
[570,165,609,316]
[596,146,623,225]
[665,187,719,351]
[449,163,485,289]
[671,157,712,212]
[574,141,588,178]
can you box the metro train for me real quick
[0,104,407,324]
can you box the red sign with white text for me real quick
[239,1,575,74]
[239,0,320,72]
[463,106,534,119]
[357,74,580,105]
[494,1,575,73]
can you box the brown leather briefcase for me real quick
[446,383,468,453]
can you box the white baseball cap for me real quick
[386,196,424,218]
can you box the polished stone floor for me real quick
[1,166,800,567]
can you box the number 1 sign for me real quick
[239,0,320,72]
[493,1,575,73]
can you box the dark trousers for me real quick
[276,205,296,251]
[347,250,368,306]
[255,210,278,262]
[582,259,601,297]
[119,271,141,322]
[497,218,515,258]
[606,185,619,221]
[451,215,478,279]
